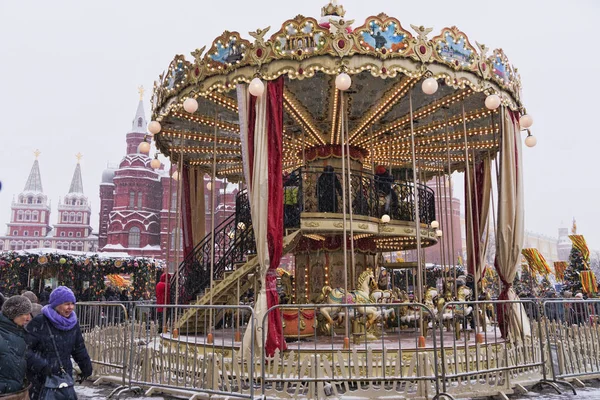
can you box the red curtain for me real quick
[265,77,286,356]
[465,159,484,279]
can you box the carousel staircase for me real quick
[176,230,300,333]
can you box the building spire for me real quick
[68,154,84,194]
[23,150,44,193]
[132,86,147,133]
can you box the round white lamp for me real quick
[137,141,150,154]
[520,114,533,129]
[147,121,161,135]
[485,94,501,110]
[431,220,439,229]
[525,133,537,147]
[150,157,161,169]
[249,78,265,97]
[435,229,443,237]
[172,170,180,181]
[237,222,246,230]
[422,77,438,95]
[183,97,198,113]
[381,214,391,224]
[335,72,352,91]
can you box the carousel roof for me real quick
[150,2,525,181]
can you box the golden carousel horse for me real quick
[276,268,294,304]
[319,269,381,330]
[390,288,421,326]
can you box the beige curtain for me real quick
[495,109,530,340]
[239,84,271,356]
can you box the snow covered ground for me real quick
[513,385,600,400]
[75,381,600,399]
[75,384,171,400]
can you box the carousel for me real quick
[145,1,535,397]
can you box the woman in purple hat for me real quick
[25,286,92,400]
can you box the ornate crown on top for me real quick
[321,1,345,18]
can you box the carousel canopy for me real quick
[150,2,525,182]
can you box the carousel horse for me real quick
[452,284,473,339]
[391,288,421,326]
[439,282,456,328]
[277,268,294,304]
[423,287,439,336]
[320,269,381,330]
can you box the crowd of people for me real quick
[0,286,92,400]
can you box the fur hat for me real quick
[49,286,76,309]
[22,291,39,304]
[1,295,32,320]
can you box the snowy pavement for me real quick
[75,383,174,400]
[75,381,600,399]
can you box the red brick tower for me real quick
[53,154,97,252]
[99,94,180,261]
[1,151,52,250]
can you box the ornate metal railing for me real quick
[292,166,436,224]
[174,167,435,304]
[174,190,255,304]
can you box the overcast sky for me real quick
[1,0,598,252]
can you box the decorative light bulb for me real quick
[421,77,438,95]
[249,78,265,97]
[206,182,212,190]
[381,214,391,224]
[183,97,198,113]
[431,220,439,229]
[150,157,161,169]
[138,141,150,154]
[485,94,501,110]
[172,171,179,181]
[237,222,246,230]
[520,114,533,129]
[147,121,161,135]
[335,72,352,91]
[435,229,443,237]
[525,134,537,147]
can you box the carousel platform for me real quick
[159,324,506,358]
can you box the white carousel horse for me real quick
[320,269,381,329]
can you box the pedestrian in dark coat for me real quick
[0,295,32,398]
[22,291,42,318]
[316,165,342,213]
[25,286,92,400]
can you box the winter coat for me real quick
[0,313,28,395]
[25,314,92,400]
[155,273,170,313]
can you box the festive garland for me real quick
[554,261,567,282]
[0,251,160,299]
[521,248,551,276]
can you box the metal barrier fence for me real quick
[261,302,444,399]
[542,299,600,393]
[74,298,600,399]
[127,303,255,399]
[76,301,131,393]
[437,299,544,399]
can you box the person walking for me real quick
[155,272,170,330]
[22,291,42,318]
[0,295,33,399]
[25,286,92,400]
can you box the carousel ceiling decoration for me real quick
[150,1,529,181]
